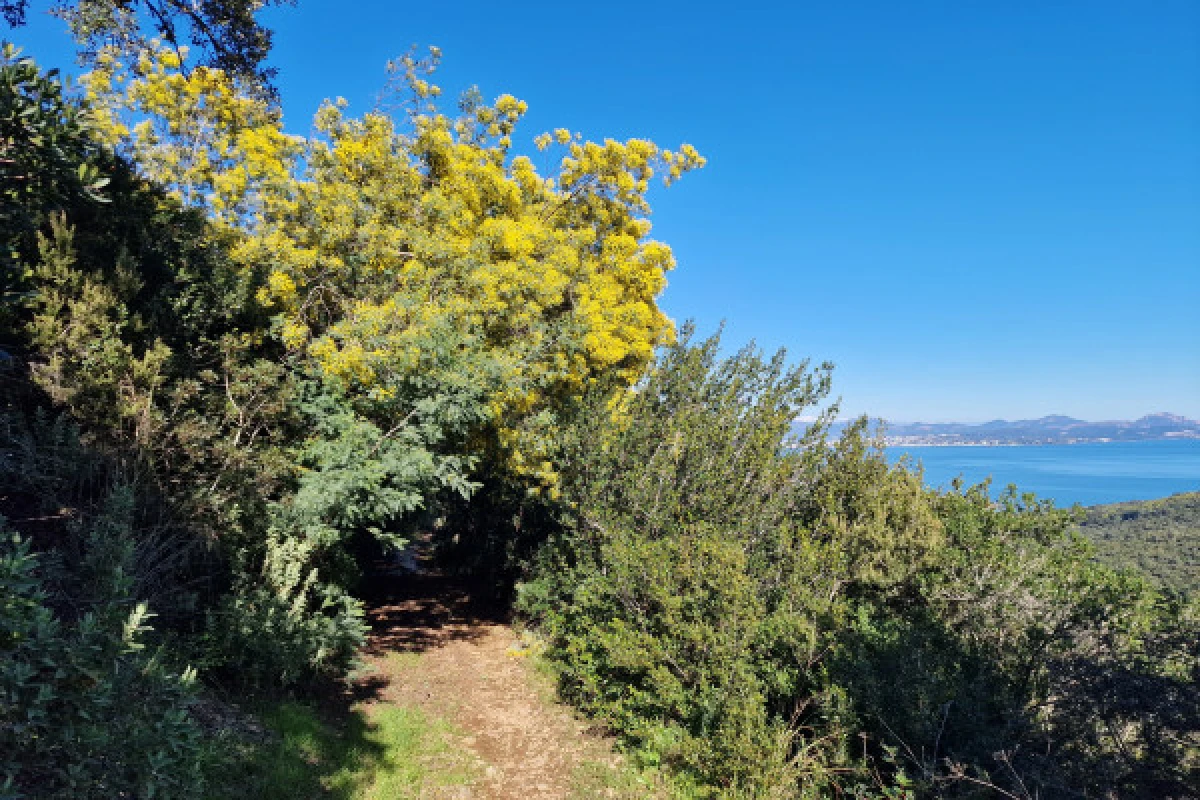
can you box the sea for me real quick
[884,440,1200,508]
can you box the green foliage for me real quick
[0,44,106,321]
[0,522,205,799]
[287,319,497,557]
[198,325,501,689]
[1078,491,1200,593]
[2,0,292,89]
[2,41,501,735]
[1,50,371,784]
[520,332,1200,798]
[836,485,1199,797]
[202,530,366,689]
[520,328,909,796]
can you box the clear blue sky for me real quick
[10,1,1200,422]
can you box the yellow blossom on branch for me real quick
[86,44,704,484]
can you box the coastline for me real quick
[885,440,1200,507]
[884,436,1200,447]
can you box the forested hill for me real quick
[1079,492,1200,593]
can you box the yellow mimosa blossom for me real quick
[86,45,704,484]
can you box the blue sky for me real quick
[9,1,1200,422]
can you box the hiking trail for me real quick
[349,544,645,799]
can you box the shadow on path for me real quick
[358,541,509,657]
[346,538,644,800]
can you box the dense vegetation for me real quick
[1079,492,1200,594]
[1,12,1197,798]
[517,334,1199,797]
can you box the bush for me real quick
[203,530,366,689]
[0,523,205,799]
[519,328,889,796]
[519,330,1200,798]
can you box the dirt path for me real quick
[353,552,630,800]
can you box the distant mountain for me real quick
[881,413,1200,445]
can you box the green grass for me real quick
[209,699,476,799]
[569,757,707,800]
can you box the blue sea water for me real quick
[885,440,1200,507]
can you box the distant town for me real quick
[876,412,1200,446]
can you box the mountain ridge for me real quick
[878,412,1200,445]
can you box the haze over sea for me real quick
[886,440,1200,507]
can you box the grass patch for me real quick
[571,758,659,799]
[210,699,475,799]
[570,757,703,800]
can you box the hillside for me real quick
[3,26,1198,800]
[883,412,1200,445]
[1078,492,1200,593]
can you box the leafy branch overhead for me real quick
[2,0,294,89]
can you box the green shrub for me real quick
[203,530,367,689]
[0,524,205,799]
[519,328,894,796]
[520,330,1200,798]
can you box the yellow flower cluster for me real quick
[86,45,704,484]
[83,44,303,227]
